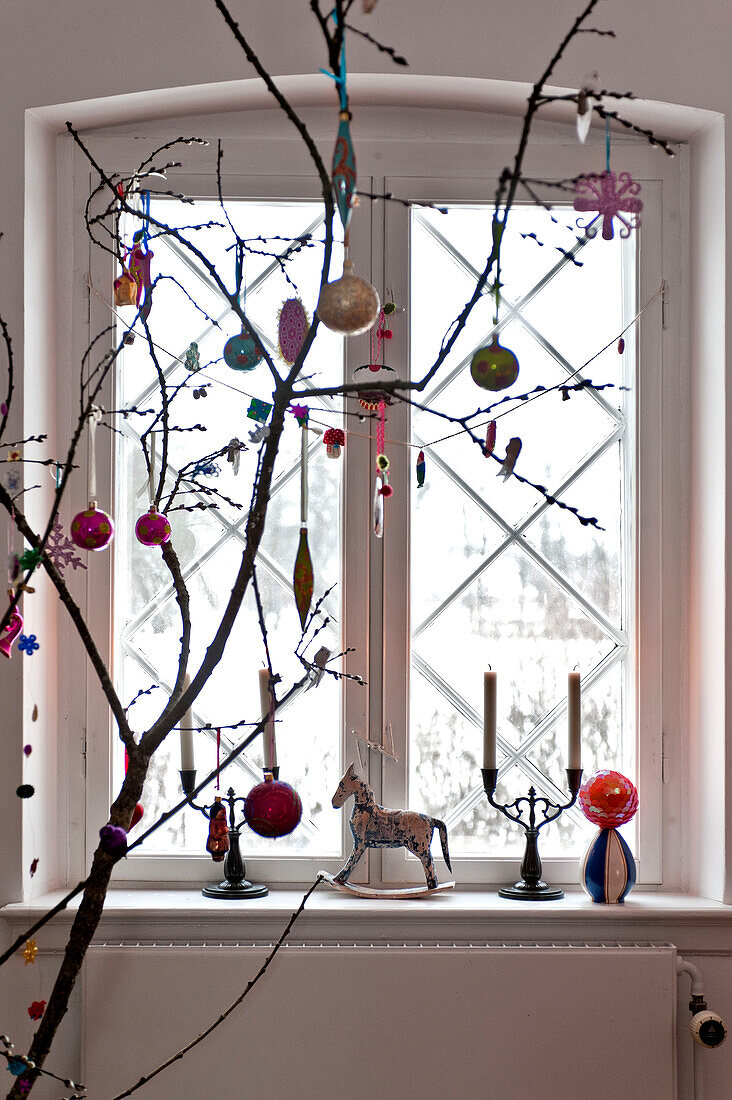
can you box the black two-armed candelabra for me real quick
[180,770,270,900]
[481,767,583,900]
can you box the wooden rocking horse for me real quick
[321,764,455,898]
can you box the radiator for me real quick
[82,942,678,1099]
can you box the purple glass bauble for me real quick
[70,504,114,551]
[135,507,171,547]
[223,330,264,373]
[245,777,303,838]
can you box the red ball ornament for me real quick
[70,503,114,551]
[245,775,303,838]
[129,803,144,831]
[135,506,171,547]
[578,770,638,829]
[470,337,520,392]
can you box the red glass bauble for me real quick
[470,338,520,391]
[70,504,114,551]
[135,506,171,547]
[245,777,303,838]
[129,803,144,830]
[578,770,638,829]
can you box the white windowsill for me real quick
[3,888,732,954]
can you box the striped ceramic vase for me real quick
[580,827,636,904]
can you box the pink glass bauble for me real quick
[245,776,303,838]
[0,607,23,659]
[470,338,520,392]
[578,770,638,829]
[70,504,114,551]
[135,507,171,547]
[317,260,380,336]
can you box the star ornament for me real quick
[574,170,642,240]
[21,939,38,965]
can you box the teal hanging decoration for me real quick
[321,9,356,233]
[333,110,356,233]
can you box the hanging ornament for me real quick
[470,338,520,392]
[225,243,264,371]
[0,600,23,659]
[127,195,154,322]
[293,529,314,630]
[29,858,38,877]
[113,271,137,307]
[484,420,497,456]
[226,438,245,475]
[278,298,309,365]
[128,803,144,831]
[183,341,201,372]
[21,940,38,966]
[46,519,88,574]
[317,259,380,336]
[333,110,357,232]
[323,427,345,458]
[576,71,599,144]
[293,411,314,629]
[248,398,272,423]
[373,475,384,538]
[416,449,426,488]
[206,797,230,862]
[353,363,398,410]
[27,1002,45,1022]
[224,330,265,372]
[70,503,114,551]
[245,773,303,838]
[574,171,643,241]
[374,400,393,501]
[135,434,171,547]
[99,823,128,857]
[71,408,114,551]
[17,635,39,656]
[617,337,625,354]
[497,437,522,480]
[16,784,34,798]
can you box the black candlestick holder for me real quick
[481,766,583,900]
[180,771,268,900]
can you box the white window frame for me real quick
[56,98,680,889]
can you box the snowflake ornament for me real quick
[574,170,642,240]
[46,519,88,575]
[18,635,39,656]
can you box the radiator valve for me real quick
[689,1009,727,1048]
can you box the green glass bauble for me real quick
[470,338,520,391]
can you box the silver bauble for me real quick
[316,259,380,335]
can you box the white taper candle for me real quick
[259,668,277,771]
[568,670,582,770]
[179,673,195,772]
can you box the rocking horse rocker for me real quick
[320,764,455,898]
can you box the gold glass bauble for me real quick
[316,259,380,335]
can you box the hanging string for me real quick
[606,115,611,172]
[215,728,221,791]
[148,432,156,505]
[300,420,309,526]
[87,407,102,505]
[376,399,386,457]
[319,8,349,111]
[141,191,151,247]
[370,307,385,365]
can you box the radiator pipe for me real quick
[677,955,728,1100]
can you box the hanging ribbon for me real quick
[215,727,221,791]
[148,432,156,505]
[322,9,356,233]
[87,407,102,505]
